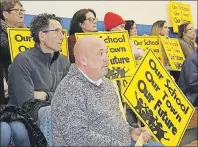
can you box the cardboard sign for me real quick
[123,50,195,146]
[160,36,185,71]
[169,1,193,33]
[130,36,164,65]
[7,28,68,62]
[75,31,136,81]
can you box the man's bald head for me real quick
[74,36,107,63]
[73,36,109,80]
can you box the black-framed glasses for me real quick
[186,27,195,32]
[7,9,26,13]
[85,17,98,23]
[42,28,65,35]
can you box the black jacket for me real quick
[8,45,70,106]
[0,19,11,80]
[0,105,47,146]
[178,50,198,106]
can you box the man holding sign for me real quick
[8,13,70,146]
[52,36,163,146]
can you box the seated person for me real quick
[103,12,144,60]
[178,22,196,58]
[178,48,198,107]
[8,13,70,146]
[51,36,164,146]
[0,0,26,80]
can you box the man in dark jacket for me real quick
[8,13,70,146]
[178,49,198,107]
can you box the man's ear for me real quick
[79,55,87,66]
[38,31,46,42]
[2,11,9,21]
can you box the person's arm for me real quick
[185,58,198,93]
[8,54,35,106]
[0,31,10,61]
[52,90,125,146]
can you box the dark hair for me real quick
[0,0,23,20]
[30,13,62,43]
[150,20,166,36]
[69,8,96,35]
[178,21,191,38]
[125,20,135,35]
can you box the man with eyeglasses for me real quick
[8,13,70,146]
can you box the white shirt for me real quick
[77,67,103,86]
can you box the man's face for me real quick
[85,41,109,80]
[4,3,25,24]
[41,19,65,52]
[111,24,125,31]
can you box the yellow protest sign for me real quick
[75,31,136,81]
[7,28,68,62]
[160,36,185,71]
[130,36,164,65]
[169,1,193,33]
[123,50,195,146]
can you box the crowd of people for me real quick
[0,0,197,146]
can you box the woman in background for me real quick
[178,21,196,58]
[68,8,97,63]
[0,0,26,80]
[150,20,169,37]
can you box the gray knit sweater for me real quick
[52,64,132,146]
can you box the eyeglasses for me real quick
[186,27,195,32]
[42,28,65,35]
[85,17,98,23]
[7,9,26,13]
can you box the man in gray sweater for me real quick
[52,36,164,146]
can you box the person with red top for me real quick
[68,8,97,63]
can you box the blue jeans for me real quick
[131,140,164,147]
[37,106,52,146]
[1,121,30,146]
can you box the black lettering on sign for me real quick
[110,47,126,53]
[153,49,159,53]
[18,46,30,52]
[15,34,32,42]
[174,62,182,69]
[154,100,177,136]
[104,35,125,43]
[144,39,159,45]
[134,40,142,46]
[166,99,182,123]
[145,71,160,91]
[149,59,164,79]
[164,79,189,115]
[172,5,177,9]
[174,17,180,23]
[110,56,130,64]
[138,80,154,103]
[169,54,183,61]
[174,11,180,16]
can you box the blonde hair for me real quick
[150,20,166,36]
